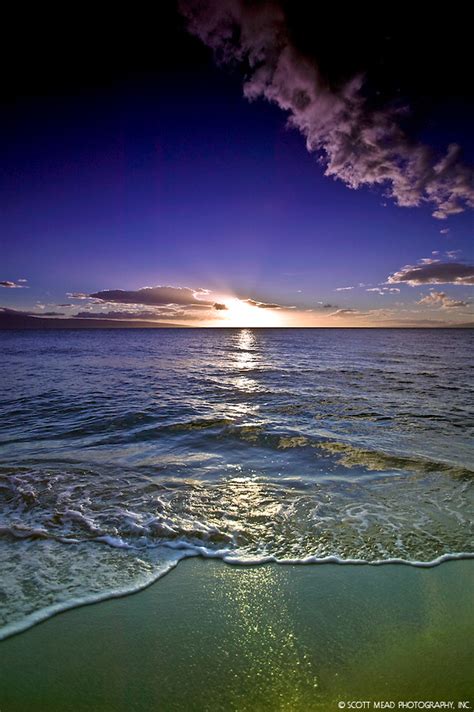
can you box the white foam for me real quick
[160,539,474,568]
[0,538,473,643]
[0,549,190,642]
[93,535,134,549]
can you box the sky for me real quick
[1,2,473,327]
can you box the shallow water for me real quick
[1,558,473,710]
[0,328,473,638]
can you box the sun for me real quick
[220,298,281,327]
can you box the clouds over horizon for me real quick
[3,269,473,328]
[75,284,299,314]
[180,0,474,219]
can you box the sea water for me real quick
[0,328,472,638]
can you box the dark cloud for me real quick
[213,302,228,310]
[180,0,474,219]
[0,280,27,288]
[388,262,474,286]
[89,286,214,307]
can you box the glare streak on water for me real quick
[0,328,473,638]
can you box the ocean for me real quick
[1,328,473,639]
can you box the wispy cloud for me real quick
[366,287,400,294]
[180,0,474,219]
[67,292,91,300]
[418,257,440,265]
[327,308,356,317]
[335,286,354,292]
[243,298,294,309]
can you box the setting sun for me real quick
[219,298,282,327]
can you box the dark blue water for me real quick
[0,328,473,638]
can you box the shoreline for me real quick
[1,557,473,710]
[2,549,474,643]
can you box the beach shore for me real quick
[1,558,473,711]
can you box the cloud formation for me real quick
[388,262,474,286]
[417,291,470,309]
[180,0,474,219]
[0,280,27,288]
[89,286,214,307]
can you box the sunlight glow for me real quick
[220,299,281,327]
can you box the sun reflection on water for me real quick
[212,563,319,709]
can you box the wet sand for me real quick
[0,558,473,711]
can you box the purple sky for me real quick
[1,2,473,327]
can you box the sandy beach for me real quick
[1,558,473,711]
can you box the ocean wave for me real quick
[315,440,474,478]
[1,465,472,562]
[0,460,472,642]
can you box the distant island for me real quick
[0,311,187,329]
